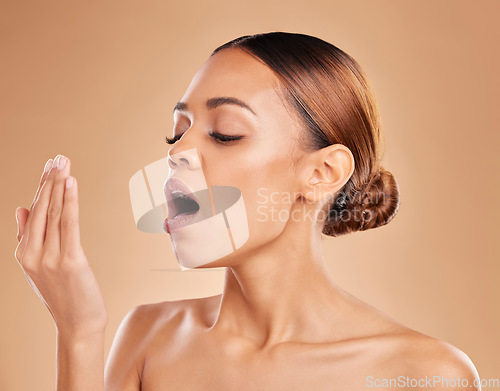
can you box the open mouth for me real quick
[163,177,202,233]
[169,190,200,218]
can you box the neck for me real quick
[208,212,347,351]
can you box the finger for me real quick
[17,160,52,241]
[29,159,54,213]
[23,159,59,256]
[16,210,22,241]
[44,155,70,255]
[16,208,30,240]
[60,176,81,258]
[16,158,55,256]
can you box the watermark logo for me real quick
[366,375,499,389]
[255,187,386,224]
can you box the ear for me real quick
[300,144,355,203]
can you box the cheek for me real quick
[199,135,298,243]
[203,138,295,187]
[219,143,297,235]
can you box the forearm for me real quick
[56,330,106,391]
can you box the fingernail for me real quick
[65,176,74,189]
[57,155,67,171]
[44,159,53,172]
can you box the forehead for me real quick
[180,48,284,111]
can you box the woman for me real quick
[15,32,480,390]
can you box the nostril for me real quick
[168,148,199,170]
[168,158,177,169]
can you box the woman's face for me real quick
[166,48,307,268]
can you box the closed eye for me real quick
[165,132,244,145]
[208,131,244,144]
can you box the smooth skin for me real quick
[16,49,480,391]
[15,155,108,391]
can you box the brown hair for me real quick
[211,32,400,236]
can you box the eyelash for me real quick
[165,132,244,145]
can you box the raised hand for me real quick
[14,155,108,340]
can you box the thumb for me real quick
[15,207,29,241]
[15,208,21,241]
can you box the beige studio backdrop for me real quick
[1,0,499,389]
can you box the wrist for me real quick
[56,325,106,344]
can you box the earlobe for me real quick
[304,172,333,203]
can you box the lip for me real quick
[163,177,201,234]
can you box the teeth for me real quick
[171,190,192,200]
[171,190,185,197]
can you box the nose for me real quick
[167,146,201,170]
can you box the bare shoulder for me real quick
[374,329,480,390]
[113,293,220,343]
[336,290,480,389]
[104,294,221,391]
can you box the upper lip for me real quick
[164,177,200,209]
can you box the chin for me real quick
[168,199,250,270]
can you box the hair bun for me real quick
[323,168,400,237]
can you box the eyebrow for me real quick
[173,97,257,116]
